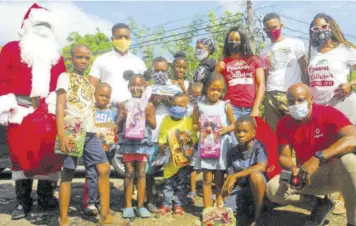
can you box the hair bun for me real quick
[174,51,186,59]
[123,70,134,81]
[143,70,152,81]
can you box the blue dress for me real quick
[195,100,232,170]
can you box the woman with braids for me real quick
[307,13,356,216]
[216,27,266,119]
[193,37,217,84]
[171,52,190,94]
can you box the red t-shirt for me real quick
[222,56,262,108]
[276,104,351,164]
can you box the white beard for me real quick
[19,26,61,98]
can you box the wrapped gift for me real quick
[55,116,86,157]
[202,207,237,226]
[96,122,117,152]
[168,129,195,167]
[124,98,146,139]
[199,115,221,159]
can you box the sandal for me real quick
[186,192,197,204]
[173,205,184,217]
[156,205,171,217]
[122,208,135,218]
[138,207,151,218]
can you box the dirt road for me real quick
[0,171,347,226]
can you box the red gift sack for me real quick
[7,101,63,176]
[254,117,281,180]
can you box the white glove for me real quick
[8,105,34,124]
[45,92,57,114]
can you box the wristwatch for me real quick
[314,151,326,163]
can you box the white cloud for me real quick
[0,1,113,47]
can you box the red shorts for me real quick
[122,153,148,162]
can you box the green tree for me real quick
[62,28,112,76]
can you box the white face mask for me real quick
[288,101,310,121]
[195,49,209,61]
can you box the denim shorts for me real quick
[63,133,108,170]
[231,105,252,120]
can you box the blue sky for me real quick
[0,0,355,60]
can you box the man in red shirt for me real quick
[266,83,356,226]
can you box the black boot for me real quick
[37,180,58,210]
[12,179,33,220]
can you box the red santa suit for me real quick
[0,4,65,180]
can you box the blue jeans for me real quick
[162,166,189,208]
[231,105,252,120]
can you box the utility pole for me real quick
[246,0,256,53]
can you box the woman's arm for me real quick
[251,68,266,117]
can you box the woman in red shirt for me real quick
[216,27,265,119]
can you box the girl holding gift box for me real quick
[118,70,156,219]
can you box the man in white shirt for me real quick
[88,23,147,104]
[260,13,307,131]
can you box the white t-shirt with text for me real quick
[260,38,306,92]
[308,45,356,105]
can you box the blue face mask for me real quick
[288,101,310,121]
[168,106,187,119]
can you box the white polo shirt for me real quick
[89,50,147,103]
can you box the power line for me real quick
[132,13,243,41]
[131,18,244,48]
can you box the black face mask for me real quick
[227,42,241,54]
[311,27,332,47]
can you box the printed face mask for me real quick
[311,26,332,47]
[189,95,204,104]
[227,42,241,53]
[288,101,310,121]
[195,49,209,61]
[168,106,187,119]
[152,71,169,85]
[113,39,131,52]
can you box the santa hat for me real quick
[19,3,54,36]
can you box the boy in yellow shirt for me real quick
[156,93,197,217]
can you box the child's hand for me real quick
[118,109,127,122]
[250,108,260,117]
[222,175,237,197]
[145,104,154,117]
[59,134,71,154]
[218,126,231,135]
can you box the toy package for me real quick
[124,98,147,139]
[149,85,182,105]
[202,207,237,226]
[55,116,86,157]
[167,129,195,167]
[199,115,221,159]
[96,122,117,152]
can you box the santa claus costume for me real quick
[0,3,65,220]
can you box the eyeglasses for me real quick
[311,24,329,32]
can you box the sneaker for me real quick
[38,196,59,210]
[84,204,98,217]
[173,205,184,217]
[305,197,334,226]
[156,205,171,217]
[332,199,346,215]
[122,207,135,219]
[146,202,158,213]
[11,204,30,220]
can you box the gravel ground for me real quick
[0,171,347,226]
